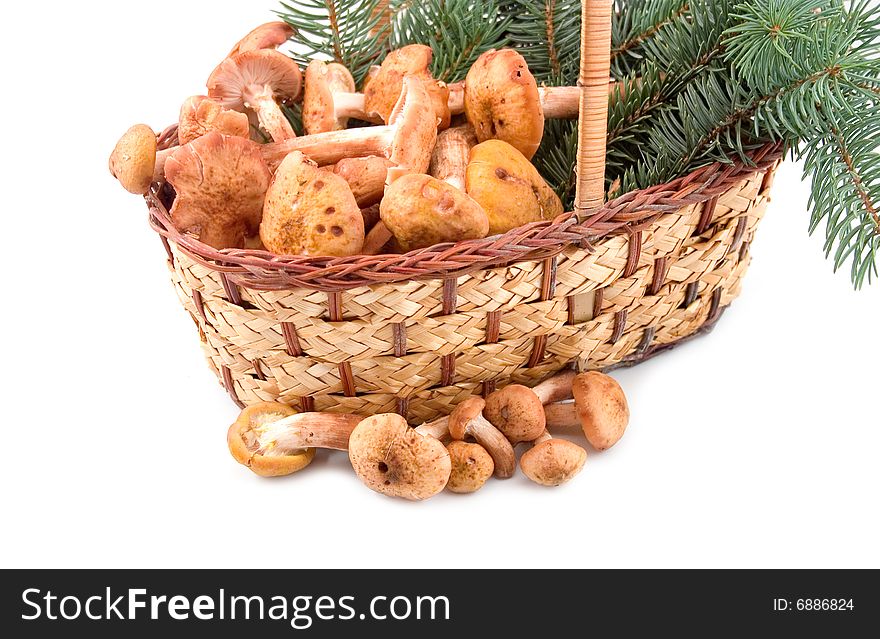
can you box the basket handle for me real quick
[575,0,613,215]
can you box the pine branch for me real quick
[611,0,690,77]
[507,0,581,85]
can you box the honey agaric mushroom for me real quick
[466,140,564,235]
[545,372,630,451]
[446,441,495,494]
[109,124,159,195]
[259,74,437,174]
[484,385,547,445]
[379,173,489,252]
[304,61,381,134]
[520,431,587,487]
[531,369,578,405]
[228,21,294,56]
[228,403,364,477]
[429,125,478,191]
[208,49,302,142]
[165,132,271,249]
[348,414,451,501]
[448,397,516,479]
[227,403,315,477]
[261,151,364,257]
[178,95,250,145]
[363,44,451,129]
[332,156,393,207]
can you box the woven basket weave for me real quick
[146,2,782,424]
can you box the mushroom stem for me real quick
[447,82,614,117]
[261,125,395,171]
[256,412,364,453]
[531,369,577,405]
[243,86,297,142]
[415,416,451,442]
[544,400,579,429]
[429,125,477,191]
[361,221,394,254]
[463,413,517,479]
[332,92,382,122]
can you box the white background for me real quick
[1,1,878,569]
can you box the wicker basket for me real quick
[146,2,782,424]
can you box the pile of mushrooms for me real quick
[227,369,630,500]
[109,23,571,256]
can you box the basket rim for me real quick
[147,132,782,292]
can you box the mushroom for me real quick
[446,441,495,494]
[379,173,489,252]
[466,140,564,235]
[228,21,294,56]
[261,151,364,256]
[484,385,547,445]
[164,132,271,249]
[109,124,159,195]
[259,74,437,174]
[414,415,451,443]
[544,372,630,451]
[429,124,478,191]
[207,49,302,142]
[448,397,516,478]
[332,156,393,207]
[360,202,382,232]
[520,431,587,487]
[228,404,364,477]
[178,95,250,145]
[348,414,452,501]
[531,369,578,405]
[363,44,451,129]
[448,79,582,119]
[227,402,313,477]
[303,60,382,134]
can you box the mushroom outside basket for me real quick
[147,2,782,424]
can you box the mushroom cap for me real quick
[208,49,303,112]
[466,139,564,235]
[178,95,250,145]
[464,49,544,159]
[380,174,489,251]
[348,414,451,501]
[484,385,546,444]
[109,124,157,194]
[165,132,270,249]
[520,439,587,487]
[229,21,294,56]
[387,75,440,182]
[364,44,433,123]
[446,441,494,494]
[303,60,357,134]
[361,65,381,93]
[333,156,392,207]
[261,151,364,257]
[572,372,630,451]
[447,397,487,440]
[227,402,316,477]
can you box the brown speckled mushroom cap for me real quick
[227,402,316,477]
[464,49,544,159]
[386,75,440,182]
[484,385,546,444]
[261,151,364,257]
[109,124,157,195]
[520,438,587,487]
[228,21,294,56]
[178,95,250,145]
[572,372,630,451]
[446,441,494,494]
[165,132,271,249]
[447,397,486,440]
[348,414,451,501]
[208,49,302,142]
[380,174,489,251]
[303,60,357,134]
[466,139,564,235]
